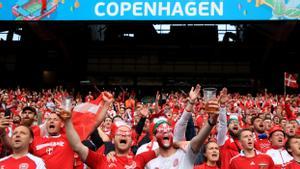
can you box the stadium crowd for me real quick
[0,85,299,169]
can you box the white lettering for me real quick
[107,2,119,16]
[144,2,156,16]
[133,2,143,16]
[158,2,171,16]
[94,1,224,17]
[171,2,184,16]
[36,141,65,150]
[211,2,223,16]
[199,2,209,16]
[185,2,196,16]
[120,2,132,16]
[95,2,105,16]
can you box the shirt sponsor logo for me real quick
[258,163,268,169]
[19,163,29,169]
[36,141,65,150]
[250,161,255,165]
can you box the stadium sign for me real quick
[0,0,299,21]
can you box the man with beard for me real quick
[20,106,45,137]
[145,84,219,169]
[266,125,293,169]
[252,116,271,152]
[216,88,241,169]
[229,129,274,169]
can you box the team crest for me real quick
[173,158,179,167]
[19,163,29,169]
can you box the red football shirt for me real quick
[31,134,74,169]
[254,133,271,153]
[219,137,241,169]
[194,163,219,169]
[0,153,46,169]
[85,149,156,169]
[229,152,275,169]
[286,160,300,169]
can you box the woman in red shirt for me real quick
[194,141,220,169]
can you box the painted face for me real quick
[114,126,132,153]
[155,123,173,149]
[228,120,240,136]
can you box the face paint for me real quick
[115,129,132,137]
[155,123,174,149]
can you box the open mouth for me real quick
[120,139,127,144]
[278,139,283,143]
[49,124,55,129]
[211,153,218,157]
[14,139,21,143]
[163,137,170,141]
[259,124,264,128]
[233,127,238,130]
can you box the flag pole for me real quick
[284,72,286,96]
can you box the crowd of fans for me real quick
[0,85,299,169]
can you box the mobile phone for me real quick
[4,109,12,117]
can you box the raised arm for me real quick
[61,91,114,161]
[91,92,114,132]
[0,117,12,148]
[64,118,89,161]
[174,84,200,142]
[217,88,229,146]
[190,100,219,153]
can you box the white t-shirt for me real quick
[145,144,197,169]
[136,141,159,155]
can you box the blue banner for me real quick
[0,0,299,21]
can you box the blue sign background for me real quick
[0,0,299,21]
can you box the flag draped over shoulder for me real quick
[285,72,298,88]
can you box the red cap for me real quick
[269,125,284,138]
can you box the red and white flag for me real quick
[72,94,104,140]
[285,72,298,88]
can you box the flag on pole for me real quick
[284,72,299,88]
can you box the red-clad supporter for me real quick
[194,141,220,169]
[264,117,273,133]
[285,123,297,138]
[266,125,293,169]
[0,125,46,169]
[252,116,271,153]
[285,135,300,169]
[62,91,155,169]
[216,88,242,169]
[229,129,275,169]
[31,112,74,169]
